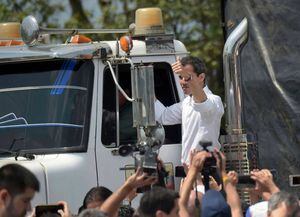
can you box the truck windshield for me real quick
[0,59,94,154]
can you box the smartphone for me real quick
[238,175,255,185]
[35,204,64,217]
[238,169,277,185]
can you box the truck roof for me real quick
[0,39,188,63]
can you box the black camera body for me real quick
[199,141,219,192]
[200,141,217,170]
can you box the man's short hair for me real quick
[83,186,112,207]
[78,209,107,217]
[180,56,207,76]
[138,187,179,217]
[0,164,40,196]
[79,186,113,213]
[268,191,299,213]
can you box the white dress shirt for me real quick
[155,86,224,164]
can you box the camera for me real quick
[200,141,217,171]
[199,141,219,192]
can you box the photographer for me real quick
[179,150,212,217]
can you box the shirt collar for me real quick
[188,85,211,97]
[203,85,211,94]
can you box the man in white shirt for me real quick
[155,56,224,165]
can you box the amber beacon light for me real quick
[134,7,165,36]
[0,22,21,40]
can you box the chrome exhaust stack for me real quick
[221,18,259,205]
[223,18,247,133]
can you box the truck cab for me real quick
[0,8,188,212]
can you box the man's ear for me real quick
[198,73,205,82]
[0,189,11,206]
[156,210,166,217]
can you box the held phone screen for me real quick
[35,204,64,217]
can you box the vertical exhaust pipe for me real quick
[221,18,259,206]
[223,18,248,133]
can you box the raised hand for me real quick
[57,201,71,217]
[124,167,157,190]
[227,171,238,186]
[172,57,183,75]
[250,169,279,196]
[213,148,226,175]
[190,150,212,172]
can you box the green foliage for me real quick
[0,0,63,26]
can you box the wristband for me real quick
[222,175,230,185]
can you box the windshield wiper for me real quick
[0,149,35,161]
[0,137,35,160]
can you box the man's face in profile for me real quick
[179,64,195,95]
[6,188,35,217]
[179,64,204,95]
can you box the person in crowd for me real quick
[250,169,280,201]
[0,164,40,217]
[213,149,243,217]
[78,187,113,214]
[201,189,232,217]
[155,56,224,165]
[138,187,180,217]
[246,168,281,217]
[178,148,243,217]
[267,191,299,217]
[179,150,211,217]
[78,209,107,217]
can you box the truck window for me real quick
[0,59,94,154]
[101,62,181,148]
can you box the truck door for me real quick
[96,59,183,192]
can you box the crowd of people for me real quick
[0,149,299,217]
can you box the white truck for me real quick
[0,8,188,212]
